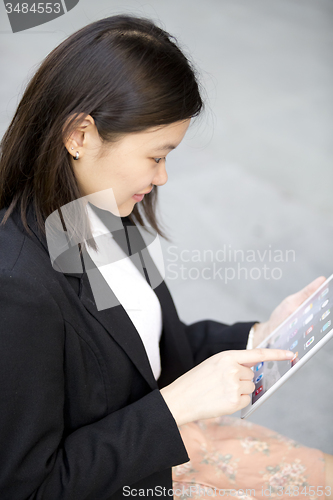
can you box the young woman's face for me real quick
[67,117,191,216]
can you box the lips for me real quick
[132,194,144,202]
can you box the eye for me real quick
[154,157,166,164]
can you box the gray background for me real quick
[1,0,332,453]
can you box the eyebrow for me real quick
[153,144,177,152]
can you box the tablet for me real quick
[241,273,333,419]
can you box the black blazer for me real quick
[0,202,255,500]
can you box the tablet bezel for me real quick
[240,273,333,419]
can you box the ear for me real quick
[63,113,95,156]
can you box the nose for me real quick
[152,161,168,187]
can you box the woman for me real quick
[0,14,331,500]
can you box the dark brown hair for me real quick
[0,14,203,246]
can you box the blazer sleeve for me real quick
[180,318,258,365]
[0,269,189,500]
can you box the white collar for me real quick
[85,202,114,239]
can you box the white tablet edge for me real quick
[240,273,333,419]
[240,327,333,418]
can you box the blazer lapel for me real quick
[78,203,195,387]
[23,202,159,391]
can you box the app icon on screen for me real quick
[304,314,314,326]
[304,325,313,337]
[288,329,298,340]
[255,385,263,396]
[322,299,329,309]
[291,351,299,367]
[290,340,298,350]
[304,303,313,314]
[322,320,331,332]
[290,319,298,328]
[255,373,263,384]
[305,336,314,348]
[255,362,263,371]
[321,309,330,321]
[320,288,329,299]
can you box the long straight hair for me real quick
[0,15,203,248]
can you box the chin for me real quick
[118,203,135,218]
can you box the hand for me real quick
[252,276,327,348]
[160,347,295,426]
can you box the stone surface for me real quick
[1,0,332,453]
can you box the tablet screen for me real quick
[252,275,333,406]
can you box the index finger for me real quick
[230,348,295,368]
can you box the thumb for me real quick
[295,276,326,303]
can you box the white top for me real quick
[84,203,163,380]
[84,204,253,382]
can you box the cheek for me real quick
[124,165,153,187]
[101,155,153,191]
[100,166,130,193]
